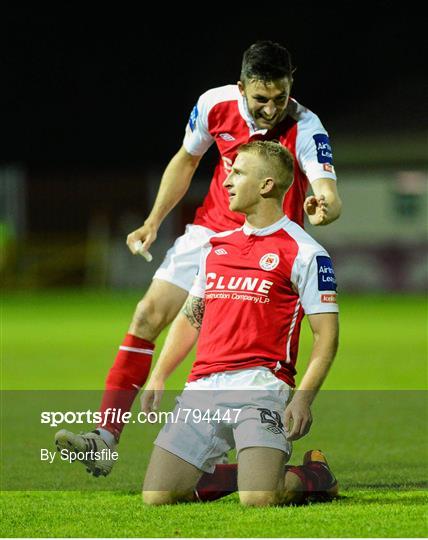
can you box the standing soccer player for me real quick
[141,141,339,505]
[55,41,341,477]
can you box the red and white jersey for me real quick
[188,215,338,387]
[183,85,337,231]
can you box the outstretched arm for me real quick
[141,294,205,412]
[304,178,342,226]
[285,312,339,440]
[127,146,202,254]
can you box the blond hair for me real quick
[237,141,294,195]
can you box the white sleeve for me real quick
[295,112,337,183]
[291,250,339,315]
[189,244,211,298]
[183,91,215,156]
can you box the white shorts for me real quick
[154,367,292,473]
[153,224,216,292]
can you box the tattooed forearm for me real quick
[182,295,205,330]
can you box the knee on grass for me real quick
[239,489,304,507]
[239,490,279,507]
[142,490,195,505]
[143,490,175,505]
[239,471,305,507]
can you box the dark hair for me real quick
[240,40,294,83]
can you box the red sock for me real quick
[98,333,154,440]
[286,463,335,494]
[195,463,238,502]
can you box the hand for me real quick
[126,220,158,255]
[140,378,165,414]
[304,194,329,226]
[284,396,313,441]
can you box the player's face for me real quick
[238,77,292,130]
[223,152,264,213]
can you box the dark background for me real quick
[2,5,426,169]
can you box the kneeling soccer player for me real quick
[141,141,339,506]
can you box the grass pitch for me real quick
[1,290,427,537]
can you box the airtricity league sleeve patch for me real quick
[316,255,337,291]
[188,104,199,132]
[313,134,333,164]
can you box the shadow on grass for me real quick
[336,492,428,506]
[343,481,427,490]
[65,489,428,508]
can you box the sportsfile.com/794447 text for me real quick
[40,408,242,427]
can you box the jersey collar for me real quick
[242,215,290,236]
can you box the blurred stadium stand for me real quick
[1,136,427,292]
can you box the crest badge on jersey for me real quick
[259,253,280,271]
[188,104,199,132]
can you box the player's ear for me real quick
[260,178,275,195]
[237,81,245,96]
